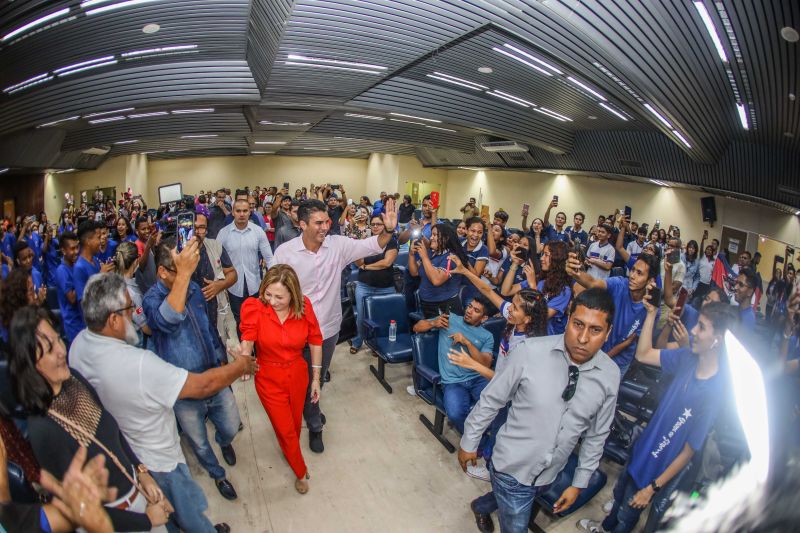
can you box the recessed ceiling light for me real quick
[142,23,160,34]
[693,1,728,62]
[344,113,385,120]
[2,73,53,94]
[644,103,673,128]
[587,115,597,120]
[599,103,628,121]
[54,56,117,77]
[493,47,552,77]
[83,108,135,118]
[115,140,138,144]
[566,76,606,101]
[736,103,749,130]
[487,90,536,107]
[128,111,168,118]
[478,66,493,74]
[790,93,796,101]
[181,134,218,138]
[88,116,126,124]
[254,141,286,145]
[672,130,692,149]
[2,7,70,42]
[501,43,563,75]
[389,112,441,123]
[0,168,9,174]
[795,210,800,216]
[122,44,198,58]
[781,26,799,43]
[426,72,487,91]
[84,0,161,16]
[37,116,80,128]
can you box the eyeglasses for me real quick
[562,365,579,401]
[370,222,385,227]
[194,225,207,230]
[734,281,749,288]
[112,304,135,316]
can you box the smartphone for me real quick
[176,212,195,252]
[515,246,530,263]
[703,229,709,239]
[624,205,632,218]
[553,195,558,202]
[330,184,340,190]
[675,287,689,314]
[411,228,421,239]
[667,249,680,264]
[430,191,440,210]
[522,203,530,217]
[283,182,289,190]
[655,219,661,227]
[648,286,662,306]
[347,198,353,206]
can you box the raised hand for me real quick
[447,254,466,273]
[380,197,397,232]
[171,237,200,276]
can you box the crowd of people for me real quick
[0,180,795,533]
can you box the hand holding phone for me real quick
[674,287,689,315]
[667,249,681,264]
[522,203,530,217]
[647,286,662,307]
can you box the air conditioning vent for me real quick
[619,159,642,168]
[480,141,529,153]
[509,155,526,162]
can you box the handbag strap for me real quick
[47,409,153,505]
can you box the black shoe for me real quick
[470,501,494,533]
[324,370,331,383]
[309,430,324,453]
[221,444,236,466]
[214,524,231,533]
[215,478,238,500]
[238,421,244,432]
[320,413,326,425]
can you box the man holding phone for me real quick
[542,197,570,243]
[460,197,480,220]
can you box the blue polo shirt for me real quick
[565,226,588,247]
[54,260,86,342]
[416,252,463,303]
[544,224,570,243]
[436,313,494,384]
[627,348,725,489]
[461,240,489,304]
[96,240,118,264]
[603,276,657,374]
[500,256,527,286]
[73,256,100,303]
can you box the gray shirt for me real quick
[461,334,619,488]
[274,222,302,250]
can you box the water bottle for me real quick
[388,320,397,342]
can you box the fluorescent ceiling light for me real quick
[122,44,197,57]
[487,90,536,108]
[795,210,800,216]
[128,111,168,119]
[599,102,628,121]
[672,130,692,149]
[254,141,286,145]
[38,116,80,128]
[566,76,607,101]
[181,134,218,138]
[502,43,562,74]
[643,103,673,128]
[389,118,427,126]
[286,54,386,70]
[3,73,52,94]
[2,8,70,42]
[693,1,728,62]
[86,0,162,16]
[344,113,385,120]
[649,178,670,187]
[172,108,215,114]
[0,168,8,174]
[283,61,382,75]
[52,168,77,174]
[492,47,552,77]
[538,107,573,122]
[426,125,457,132]
[301,147,331,150]
[251,151,274,154]
[533,108,568,122]
[259,120,311,126]
[88,116,126,124]
[389,112,441,123]
[55,57,117,77]
[83,108,134,118]
[115,140,138,144]
[427,72,487,90]
[736,103,749,130]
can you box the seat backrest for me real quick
[610,266,625,278]
[411,332,439,372]
[45,285,59,310]
[395,251,409,268]
[482,317,507,354]
[364,293,410,336]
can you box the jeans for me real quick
[351,282,397,349]
[150,463,216,533]
[302,334,338,432]
[489,461,540,533]
[173,387,241,480]
[601,467,685,533]
[443,376,489,434]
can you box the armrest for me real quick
[409,311,425,324]
[416,364,441,384]
[363,319,380,340]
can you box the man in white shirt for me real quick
[70,272,257,533]
[585,224,615,279]
[217,198,275,326]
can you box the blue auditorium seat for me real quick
[45,285,59,311]
[410,332,455,453]
[395,250,409,268]
[363,294,413,394]
[481,316,506,358]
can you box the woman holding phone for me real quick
[408,223,469,318]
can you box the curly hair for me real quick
[542,241,571,299]
[432,223,470,267]
[501,288,548,344]
[0,268,34,329]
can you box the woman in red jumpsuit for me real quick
[238,264,323,494]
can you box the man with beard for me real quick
[142,237,243,502]
[70,271,256,533]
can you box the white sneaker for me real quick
[602,499,614,514]
[406,385,417,396]
[576,518,604,533]
[466,463,491,482]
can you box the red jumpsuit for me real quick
[240,296,323,479]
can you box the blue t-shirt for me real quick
[678,304,700,340]
[31,267,43,291]
[73,256,100,302]
[54,261,86,342]
[24,232,44,268]
[1,264,8,280]
[739,306,756,328]
[626,256,663,288]
[0,232,16,260]
[627,348,725,489]
[603,276,656,373]
[96,240,118,264]
[461,240,489,303]
[416,252,463,302]
[437,313,494,384]
[43,238,60,286]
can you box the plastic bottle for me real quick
[389,320,397,342]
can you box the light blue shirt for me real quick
[217,221,275,297]
[436,313,494,384]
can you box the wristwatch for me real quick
[650,480,661,492]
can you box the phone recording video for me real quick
[667,249,681,264]
[176,212,195,252]
[648,286,662,307]
[514,246,530,263]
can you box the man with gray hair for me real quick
[70,271,257,533]
[142,236,243,502]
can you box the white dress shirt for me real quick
[217,221,275,297]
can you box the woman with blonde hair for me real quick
[114,241,151,341]
[238,264,323,494]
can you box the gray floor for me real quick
[184,344,630,533]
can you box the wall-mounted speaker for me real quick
[700,196,717,225]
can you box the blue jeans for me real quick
[489,461,540,533]
[443,376,489,434]
[150,463,216,533]
[601,468,684,533]
[173,386,241,480]
[351,282,397,349]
